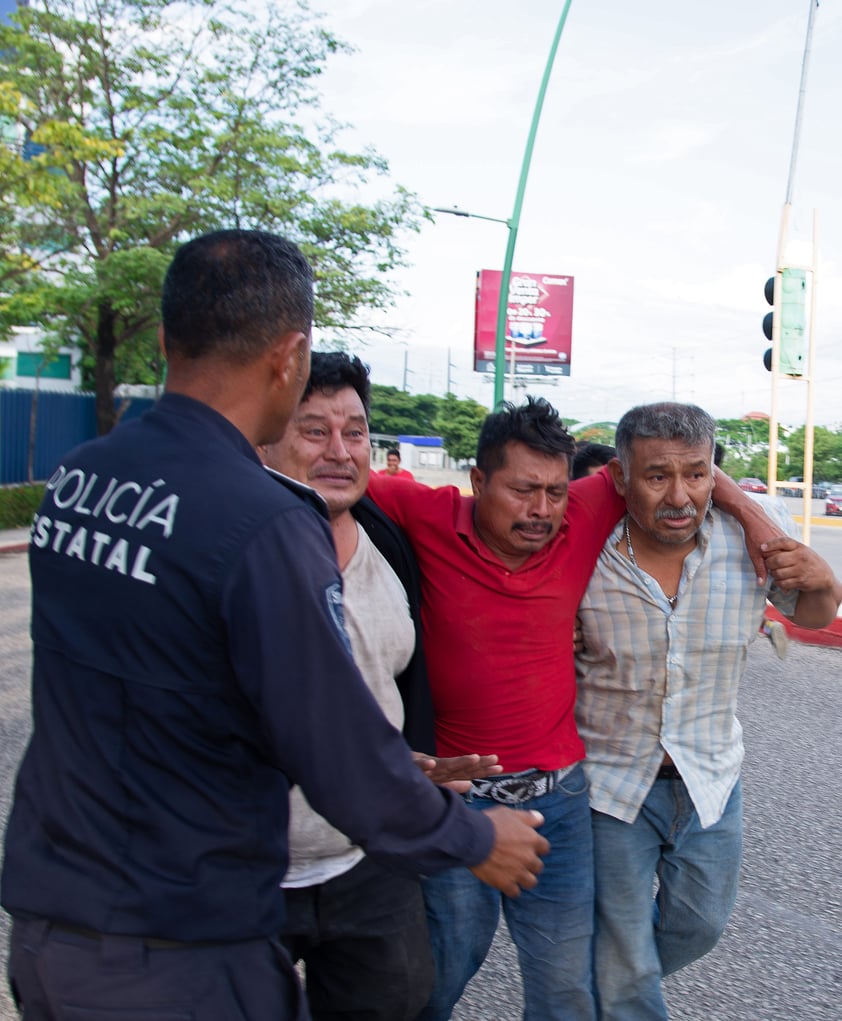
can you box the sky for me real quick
[308,0,842,430]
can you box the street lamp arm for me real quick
[431,207,511,227]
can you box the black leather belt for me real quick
[657,762,682,780]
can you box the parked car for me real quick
[813,481,831,499]
[738,477,767,494]
[826,485,842,516]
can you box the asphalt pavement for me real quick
[1,537,841,1019]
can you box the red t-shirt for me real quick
[367,469,624,772]
[376,468,415,480]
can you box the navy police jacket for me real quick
[1,394,492,942]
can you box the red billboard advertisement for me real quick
[474,269,574,377]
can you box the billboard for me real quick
[474,269,574,377]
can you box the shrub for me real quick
[0,484,44,530]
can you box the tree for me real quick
[714,418,770,476]
[369,385,442,437]
[0,0,425,433]
[367,384,490,462]
[433,392,488,464]
[571,422,616,446]
[784,426,842,483]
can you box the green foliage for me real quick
[571,422,616,445]
[743,451,770,480]
[714,418,771,475]
[0,484,44,528]
[0,0,425,433]
[433,393,488,463]
[369,384,442,436]
[368,383,490,462]
[784,426,842,482]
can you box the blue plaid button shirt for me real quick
[576,505,798,828]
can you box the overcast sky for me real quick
[313,1,841,428]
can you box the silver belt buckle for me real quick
[472,769,554,805]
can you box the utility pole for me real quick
[446,347,459,395]
[766,0,819,544]
[491,0,574,408]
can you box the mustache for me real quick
[513,521,553,534]
[656,505,697,521]
[311,468,358,482]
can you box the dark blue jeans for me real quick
[417,764,596,1021]
[8,916,307,1021]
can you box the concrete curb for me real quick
[767,605,842,650]
[0,542,29,555]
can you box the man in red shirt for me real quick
[367,396,772,1021]
[377,447,415,480]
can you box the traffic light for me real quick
[762,276,774,371]
[762,268,807,376]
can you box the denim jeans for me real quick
[591,778,743,1021]
[417,763,596,1021]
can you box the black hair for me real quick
[615,402,716,476]
[476,396,574,475]
[161,229,313,363]
[304,351,371,419]
[385,448,401,459]
[572,442,617,479]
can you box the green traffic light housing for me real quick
[761,269,806,376]
[779,268,806,376]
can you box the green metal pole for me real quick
[493,1,574,408]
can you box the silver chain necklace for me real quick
[624,516,678,606]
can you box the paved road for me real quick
[1,549,840,1020]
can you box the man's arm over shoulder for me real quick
[711,469,785,583]
[568,465,625,539]
[367,470,429,529]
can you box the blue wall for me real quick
[0,389,156,484]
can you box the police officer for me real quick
[1,230,548,1021]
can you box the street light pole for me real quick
[432,0,574,408]
[766,0,819,538]
[492,0,573,408]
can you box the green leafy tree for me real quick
[433,392,488,464]
[0,82,81,292]
[785,426,842,482]
[744,451,770,480]
[571,422,616,446]
[367,384,489,462]
[714,418,770,477]
[0,0,425,433]
[369,385,442,437]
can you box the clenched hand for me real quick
[469,808,549,898]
